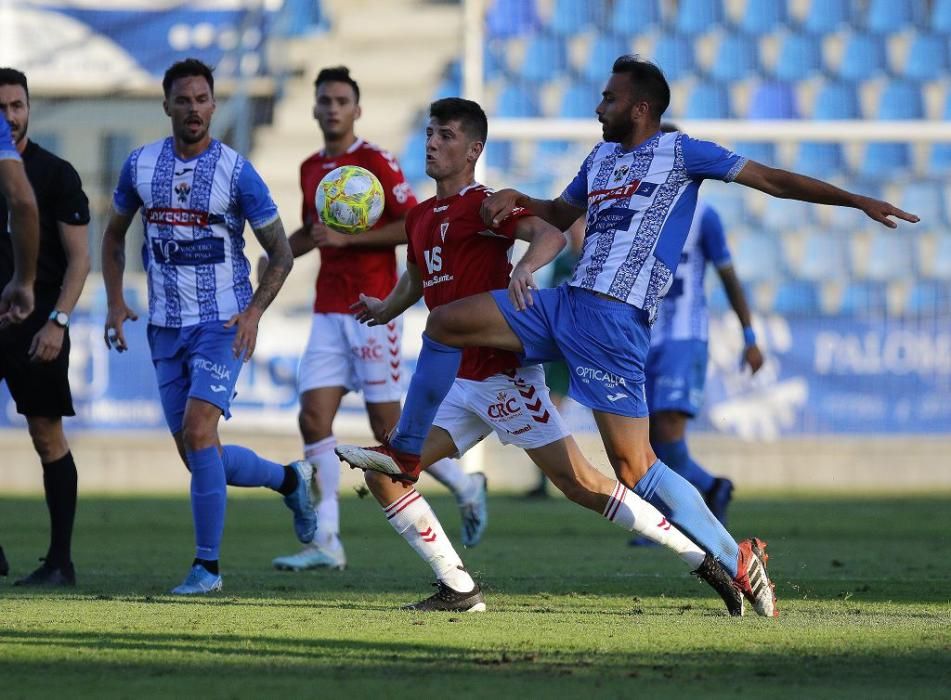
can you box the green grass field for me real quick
[1,491,949,698]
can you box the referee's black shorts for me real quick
[0,307,74,418]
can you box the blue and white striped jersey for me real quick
[0,119,20,161]
[113,137,278,328]
[561,131,745,318]
[651,201,731,345]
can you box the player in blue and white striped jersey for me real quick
[101,59,316,596]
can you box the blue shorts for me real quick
[490,284,650,418]
[645,339,709,417]
[147,322,243,434]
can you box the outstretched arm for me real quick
[715,264,763,373]
[733,161,919,228]
[482,189,584,232]
[351,261,423,327]
[508,216,568,310]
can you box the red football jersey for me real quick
[405,183,530,381]
[300,139,417,313]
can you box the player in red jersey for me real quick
[340,98,744,614]
[266,68,487,573]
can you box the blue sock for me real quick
[634,460,740,576]
[187,446,227,561]
[390,333,461,455]
[653,439,716,494]
[221,445,285,491]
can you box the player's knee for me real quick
[613,451,655,489]
[181,419,217,452]
[425,306,460,345]
[298,408,331,441]
[27,423,67,463]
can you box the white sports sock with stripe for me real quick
[603,481,706,568]
[304,437,340,548]
[383,489,475,591]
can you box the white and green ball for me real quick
[315,165,385,234]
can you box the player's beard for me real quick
[8,115,27,148]
[601,117,631,144]
[178,120,209,145]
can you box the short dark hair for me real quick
[429,97,488,144]
[660,122,679,133]
[162,58,214,98]
[314,66,360,103]
[612,55,670,120]
[0,67,28,101]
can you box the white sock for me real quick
[305,437,340,548]
[603,481,706,569]
[427,458,474,501]
[383,489,475,591]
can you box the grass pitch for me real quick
[1,491,949,698]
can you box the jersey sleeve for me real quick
[681,135,748,183]
[559,144,598,208]
[52,159,91,226]
[698,205,731,268]
[404,205,420,266]
[490,201,532,239]
[0,120,18,161]
[236,159,280,229]
[112,150,142,215]
[368,148,417,219]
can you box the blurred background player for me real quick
[633,122,764,541]
[0,68,90,586]
[267,67,486,573]
[0,71,40,580]
[101,59,316,595]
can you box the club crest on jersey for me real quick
[440,221,449,242]
[175,182,191,203]
[611,164,630,182]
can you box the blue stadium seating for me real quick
[837,33,887,80]
[608,0,661,35]
[930,235,951,279]
[866,0,926,34]
[838,281,887,316]
[933,0,951,33]
[731,233,783,281]
[653,35,695,81]
[762,197,812,231]
[484,43,506,80]
[580,36,630,83]
[864,231,914,281]
[746,81,798,119]
[860,143,910,179]
[905,280,949,315]
[484,140,512,170]
[486,0,540,39]
[900,182,946,226]
[773,33,823,82]
[684,82,731,118]
[734,141,776,166]
[798,233,849,281]
[559,80,601,118]
[903,34,947,82]
[803,0,850,34]
[517,35,568,82]
[495,84,540,117]
[773,279,820,316]
[794,143,845,177]
[548,0,604,37]
[400,130,427,182]
[812,81,860,119]
[710,33,759,82]
[740,0,786,34]
[929,144,951,174]
[674,0,722,36]
[877,80,924,120]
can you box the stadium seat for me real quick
[702,187,746,227]
[734,141,776,166]
[838,281,887,316]
[836,33,887,80]
[773,33,823,82]
[797,233,849,281]
[746,81,798,119]
[860,143,910,179]
[740,0,785,34]
[794,142,845,177]
[400,130,427,182]
[772,279,820,316]
[905,280,950,315]
[580,36,630,83]
[685,82,731,118]
[863,231,914,281]
[608,0,661,36]
[762,197,813,231]
[516,35,568,82]
[902,34,947,82]
[484,140,513,170]
[876,80,924,120]
[559,80,601,118]
[731,233,783,282]
[484,43,506,80]
[709,33,758,82]
[548,0,604,37]
[674,0,722,36]
[485,0,540,39]
[652,35,696,81]
[866,0,925,34]
[932,0,951,33]
[928,144,951,174]
[811,81,860,119]
[494,84,540,117]
[802,0,850,34]
[900,182,946,226]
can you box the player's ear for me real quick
[162,99,171,117]
[354,103,362,121]
[468,140,484,163]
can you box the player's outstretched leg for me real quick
[365,471,485,612]
[172,446,227,595]
[427,458,488,548]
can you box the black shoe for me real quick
[14,559,76,587]
[705,478,734,525]
[0,546,8,577]
[692,553,744,617]
[403,580,486,612]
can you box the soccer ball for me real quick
[314,165,385,234]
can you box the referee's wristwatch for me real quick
[49,310,70,328]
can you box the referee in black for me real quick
[0,68,90,586]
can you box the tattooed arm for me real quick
[225,216,293,361]
[101,207,139,352]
